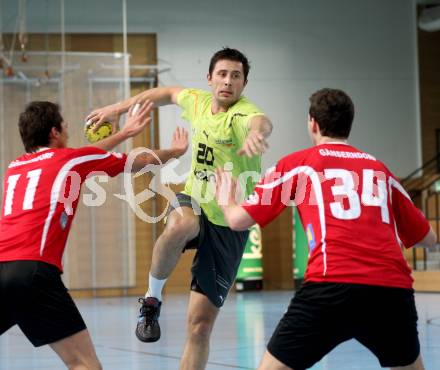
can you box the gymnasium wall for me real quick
[2,0,421,178]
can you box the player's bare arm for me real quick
[91,101,154,152]
[215,168,255,231]
[415,226,437,248]
[86,86,183,126]
[238,115,273,158]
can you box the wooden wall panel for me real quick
[413,271,440,291]
[261,207,294,290]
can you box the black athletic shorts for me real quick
[267,282,420,370]
[0,260,87,347]
[166,193,249,308]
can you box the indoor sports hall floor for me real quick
[1,290,440,369]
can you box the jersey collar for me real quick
[319,141,349,145]
[33,147,51,153]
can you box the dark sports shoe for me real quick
[135,297,162,342]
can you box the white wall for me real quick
[2,0,420,177]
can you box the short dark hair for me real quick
[309,88,354,139]
[18,101,63,152]
[208,47,250,81]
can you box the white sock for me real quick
[145,273,167,301]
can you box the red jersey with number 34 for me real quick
[242,143,430,289]
[0,146,127,271]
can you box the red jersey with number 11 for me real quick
[242,143,430,289]
[0,146,127,271]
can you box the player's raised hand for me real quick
[86,103,120,132]
[121,101,154,138]
[171,126,189,157]
[237,130,269,158]
[215,168,238,207]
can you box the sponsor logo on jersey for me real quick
[306,224,316,251]
[215,138,234,147]
[194,168,215,182]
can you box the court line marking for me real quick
[99,345,254,369]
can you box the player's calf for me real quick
[49,329,102,370]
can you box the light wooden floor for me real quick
[1,290,440,369]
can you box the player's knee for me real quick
[395,354,424,370]
[187,314,215,342]
[164,217,198,243]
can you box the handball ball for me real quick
[84,120,113,143]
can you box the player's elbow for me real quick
[264,117,273,136]
[225,211,254,231]
[169,86,184,104]
[128,154,159,173]
[417,227,437,248]
[250,115,273,137]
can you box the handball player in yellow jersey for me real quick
[87,47,272,370]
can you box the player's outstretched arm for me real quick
[215,168,255,231]
[238,115,273,158]
[129,126,189,173]
[86,86,183,128]
[91,101,154,152]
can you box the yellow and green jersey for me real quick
[177,88,265,226]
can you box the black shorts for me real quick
[166,193,249,308]
[267,282,420,369]
[0,260,86,347]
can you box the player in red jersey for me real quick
[0,101,188,369]
[215,88,436,370]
